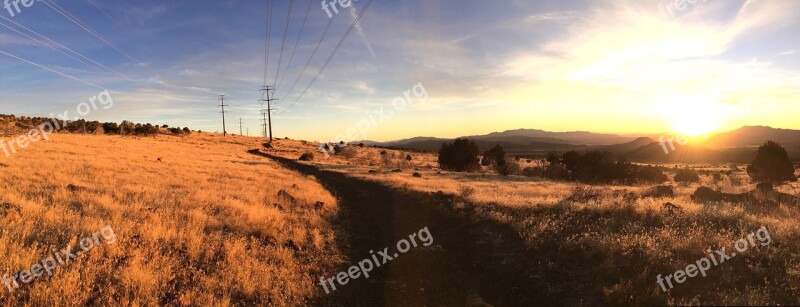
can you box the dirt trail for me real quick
[253,152,543,306]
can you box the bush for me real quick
[438,139,481,172]
[674,169,701,184]
[299,152,314,161]
[542,150,667,184]
[635,166,669,184]
[747,141,797,185]
[496,157,520,176]
[102,122,120,134]
[482,145,505,166]
[337,146,358,159]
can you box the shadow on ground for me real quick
[251,151,550,306]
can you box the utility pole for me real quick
[218,95,227,136]
[258,86,276,142]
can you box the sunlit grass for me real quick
[0,133,342,305]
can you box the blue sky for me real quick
[1,0,799,141]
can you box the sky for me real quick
[0,0,798,142]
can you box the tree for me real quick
[674,169,701,184]
[747,141,796,185]
[102,122,119,134]
[482,145,505,166]
[495,157,520,176]
[438,138,481,172]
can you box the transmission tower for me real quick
[218,95,228,136]
[258,86,276,142]
[239,117,243,136]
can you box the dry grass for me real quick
[271,140,800,305]
[0,133,341,306]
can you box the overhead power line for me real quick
[281,0,375,114]
[273,0,294,89]
[277,0,313,89]
[279,15,336,104]
[263,0,273,87]
[0,50,106,90]
[42,0,140,64]
[0,15,139,84]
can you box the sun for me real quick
[663,95,728,137]
[672,116,720,137]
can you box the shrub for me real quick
[635,166,669,184]
[674,169,701,184]
[337,146,358,159]
[496,157,520,176]
[438,139,481,172]
[406,154,413,161]
[299,152,314,161]
[457,186,476,200]
[747,141,797,185]
[543,150,667,184]
[482,145,505,166]
[183,127,191,134]
[102,122,120,134]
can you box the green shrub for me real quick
[438,139,481,172]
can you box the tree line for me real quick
[438,138,797,186]
[1,115,192,136]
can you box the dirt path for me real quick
[254,152,544,306]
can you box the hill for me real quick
[366,126,800,163]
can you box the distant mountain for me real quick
[365,126,800,163]
[465,129,637,145]
[374,136,585,154]
[707,126,800,148]
[369,129,638,153]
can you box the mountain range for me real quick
[364,126,800,163]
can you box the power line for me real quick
[277,0,313,89]
[84,0,150,48]
[0,21,97,72]
[279,15,336,103]
[0,15,139,84]
[42,0,140,64]
[263,0,273,87]
[0,50,106,90]
[282,0,375,114]
[85,0,127,31]
[273,0,294,89]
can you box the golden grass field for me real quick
[0,133,341,306]
[1,133,799,305]
[271,140,800,305]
